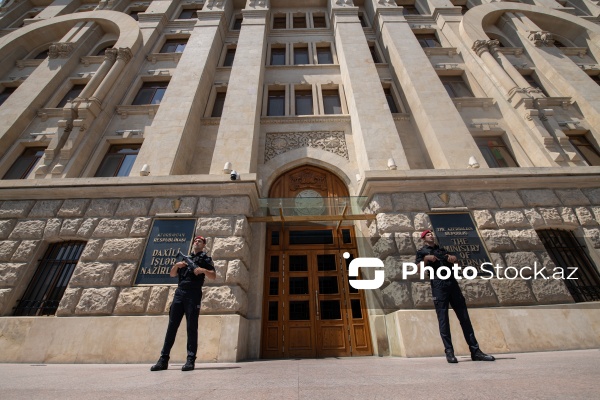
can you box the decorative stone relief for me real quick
[48,42,75,59]
[204,0,224,10]
[288,169,327,191]
[528,31,554,47]
[265,131,348,161]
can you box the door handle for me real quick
[315,290,320,320]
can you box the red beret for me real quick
[194,236,206,243]
[420,230,432,239]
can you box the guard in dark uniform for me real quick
[151,235,216,371]
[416,230,495,363]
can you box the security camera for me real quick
[230,170,239,180]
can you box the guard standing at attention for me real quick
[415,229,495,364]
[151,235,216,371]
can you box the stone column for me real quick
[329,0,409,172]
[133,1,230,176]
[209,0,269,175]
[89,47,133,107]
[472,40,519,95]
[77,48,117,100]
[372,2,482,169]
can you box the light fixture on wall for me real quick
[468,156,480,169]
[171,198,182,213]
[223,161,232,174]
[387,157,397,170]
[355,173,362,182]
[140,164,150,176]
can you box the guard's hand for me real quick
[193,267,205,276]
[424,255,438,262]
[175,261,186,269]
[447,255,458,263]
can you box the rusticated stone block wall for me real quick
[0,196,252,317]
[367,188,600,311]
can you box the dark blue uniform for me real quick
[159,251,215,360]
[415,244,480,354]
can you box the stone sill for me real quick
[424,47,458,56]
[452,97,494,110]
[260,115,350,124]
[146,52,183,64]
[116,104,160,118]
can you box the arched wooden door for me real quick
[261,166,373,358]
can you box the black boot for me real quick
[445,349,458,364]
[150,356,169,371]
[471,349,495,361]
[182,357,195,371]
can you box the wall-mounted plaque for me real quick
[428,212,491,268]
[135,219,196,285]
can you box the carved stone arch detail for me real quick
[268,165,350,199]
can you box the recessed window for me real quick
[270,47,286,66]
[358,13,367,27]
[267,90,285,116]
[384,87,399,113]
[323,89,342,114]
[522,74,548,96]
[34,49,49,59]
[13,241,86,316]
[317,46,333,64]
[295,89,313,116]
[211,92,227,117]
[178,9,200,19]
[132,82,169,105]
[95,145,140,177]
[95,45,113,56]
[129,10,144,21]
[416,34,441,48]
[475,137,518,168]
[294,45,309,65]
[57,84,85,107]
[369,45,382,63]
[273,14,286,29]
[402,5,420,15]
[223,48,236,67]
[2,147,45,180]
[313,15,326,28]
[160,39,187,53]
[232,16,243,30]
[293,15,307,29]
[440,76,473,98]
[0,86,16,107]
[568,135,600,166]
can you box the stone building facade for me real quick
[0,0,599,363]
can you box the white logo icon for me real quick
[345,253,385,290]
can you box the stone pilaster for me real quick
[209,0,269,175]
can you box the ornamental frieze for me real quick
[264,131,348,162]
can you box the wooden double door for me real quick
[261,227,373,358]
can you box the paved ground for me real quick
[1,349,598,399]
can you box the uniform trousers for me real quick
[160,287,202,359]
[431,279,480,353]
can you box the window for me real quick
[129,10,142,21]
[313,15,326,28]
[384,87,399,113]
[416,34,441,48]
[323,89,342,114]
[0,86,16,107]
[95,145,140,177]
[211,92,227,117]
[568,135,600,166]
[132,82,169,105]
[34,49,49,59]
[369,45,381,63]
[523,74,548,96]
[459,5,469,15]
[591,75,600,85]
[13,241,86,316]
[293,14,307,29]
[160,39,187,53]
[270,47,286,66]
[475,137,518,168]
[440,75,473,98]
[537,229,600,302]
[178,9,200,19]
[295,89,313,115]
[273,14,286,29]
[95,45,113,56]
[317,46,333,64]
[57,84,85,107]
[2,147,45,180]
[232,16,243,30]
[358,13,367,27]
[223,48,236,67]
[402,6,420,15]
[294,45,309,65]
[267,90,285,116]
